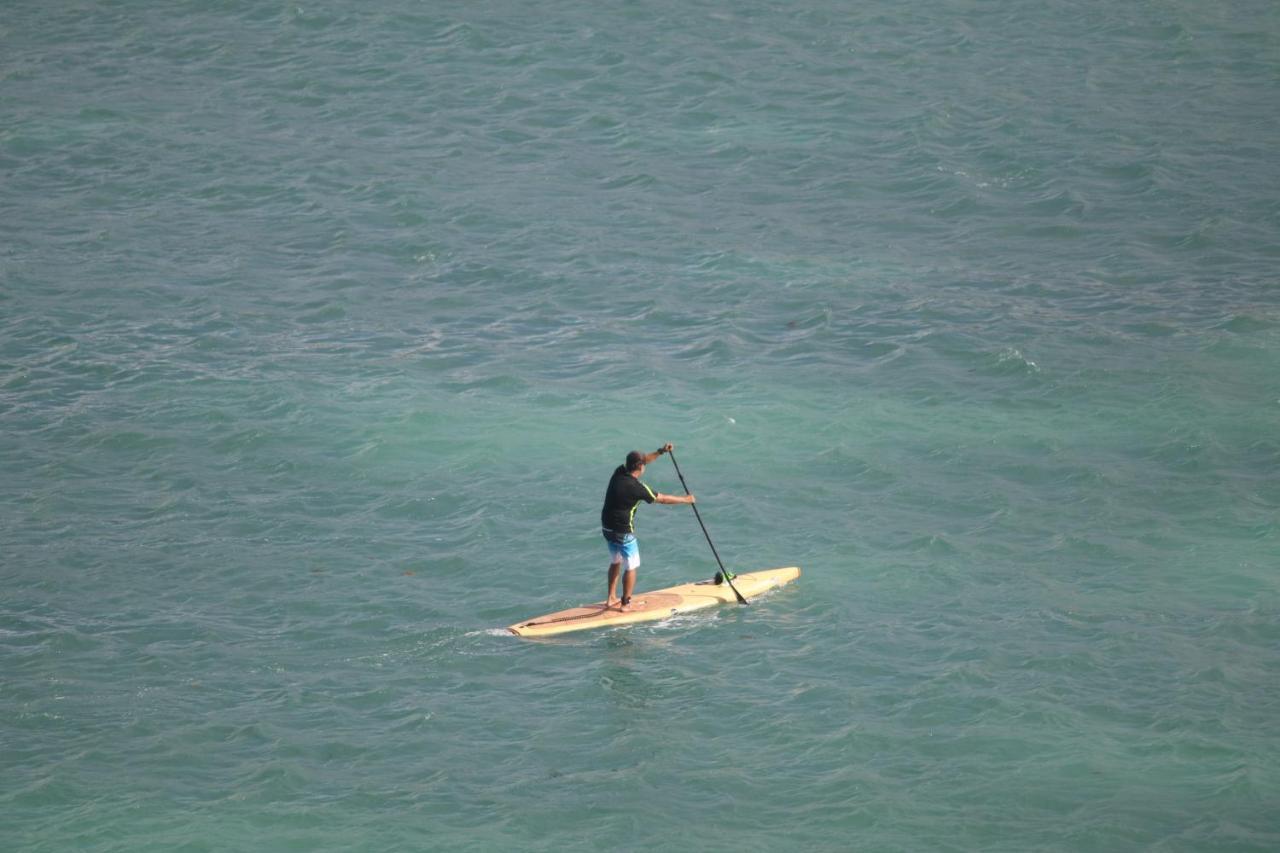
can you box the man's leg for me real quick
[620,566,637,611]
[607,560,622,607]
[619,535,641,610]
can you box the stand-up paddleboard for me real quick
[508,566,800,638]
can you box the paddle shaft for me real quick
[667,450,748,605]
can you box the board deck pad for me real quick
[508,566,800,638]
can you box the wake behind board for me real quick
[508,566,800,638]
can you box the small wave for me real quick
[996,347,1039,373]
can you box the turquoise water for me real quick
[4,0,1279,849]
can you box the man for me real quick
[600,442,695,611]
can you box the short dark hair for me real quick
[625,450,645,472]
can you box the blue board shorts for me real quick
[602,529,640,572]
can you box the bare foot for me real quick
[606,597,621,610]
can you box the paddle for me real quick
[667,449,749,605]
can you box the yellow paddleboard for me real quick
[508,566,800,638]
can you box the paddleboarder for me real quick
[601,443,695,611]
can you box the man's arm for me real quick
[644,443,693,502]
[639,442,674,467]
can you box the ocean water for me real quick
[3,0,1279,849]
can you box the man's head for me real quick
[625,450,646,473]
